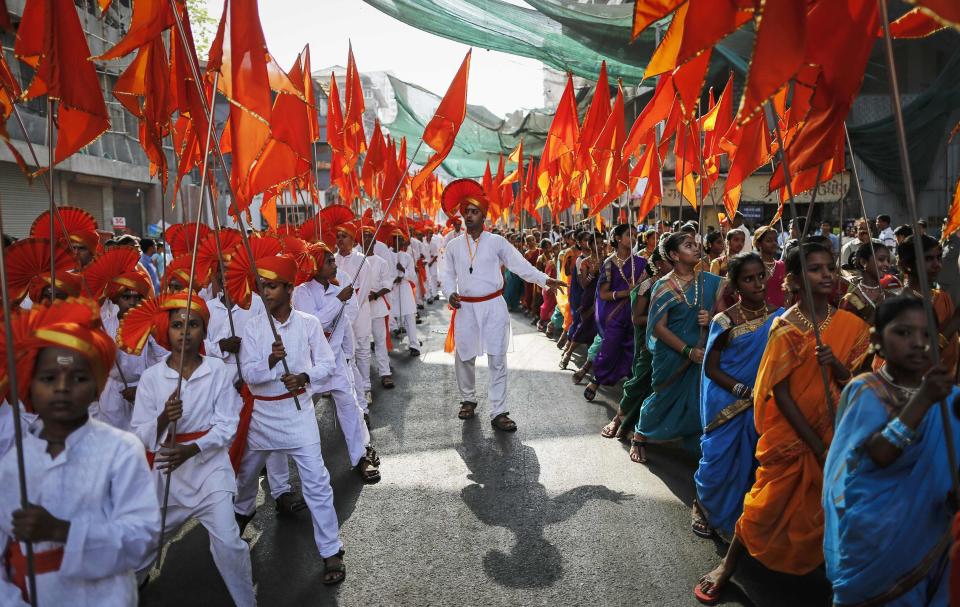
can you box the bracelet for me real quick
[681,345,692,358]
[733,383,750,398]
[887,417,916,445]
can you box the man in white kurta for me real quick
[131,355,255,607]
[389,240,421,355]
[408,234,427,308]
[234,278,343,560]
[359,229,394,388]
[336,227,379,400]
[0,418,160,606]
[426,230,442,303]
[439,179,560,431]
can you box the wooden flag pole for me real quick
[766,105,837,423]
[48,101,56,288]
[843,124,882,291]
[878,0,960,494]
[0,200,38,606]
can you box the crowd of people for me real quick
[0,201,459,605]
[491,210,960,605]
[2,181,960,606]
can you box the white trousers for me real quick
[140,491,255,607]
[370,315,392,376]
[348,357,369,412]
[427,266,439,299]
[235,444,343,558]
[398,314,420,350]
[264,452,291,499]
[352,318,372,392]
[454,351,508,419]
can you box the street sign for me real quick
[112,216,126,229]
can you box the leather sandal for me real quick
[491,413,517,432]
[322,549,346,586]
[458,401,478,420]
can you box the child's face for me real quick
[30,347,99,424]
[168,309,206,355]
[261,279,293,312]
[875,308,931,374]
[729,232,745,255]
[803,251,836,296]
[115,289,143,318]
[317,252,337,281]
[735,260,767,306]
[923,246,943,281]
[673,235,701,266]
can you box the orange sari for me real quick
[735,308,869,575]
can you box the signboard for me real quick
[660,171,850,207]
[111,216,126,229]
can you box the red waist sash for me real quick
[444,289,504,353]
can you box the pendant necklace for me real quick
[466,233,480,274]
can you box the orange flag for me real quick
[411,50,471,192]
[632,0,684,41]
[361,120,387,199]
[721,116,772,218]
[96,0,174,60]
[538,73,580,192]
[207,0,300,213]
[342,44,367,174]
[701,73,733,192]
[738,0,805,124]
[15,0,110,169]
[623,72,674,159]
[944,176,960,242]
[112,37,173,190]
[909,0,959,29]
[501,140,523,185]
[631,130,662,219]
[588,83,626,214]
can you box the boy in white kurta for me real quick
[293,244,380,482]
[389,235,421,355]
[335,223,378,403]
[359,227,395,388]
[127,294,255,606]
[0,302,160,607]
[439,179,562,432]
[231,254,346,584]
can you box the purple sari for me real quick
[592,254,647,385]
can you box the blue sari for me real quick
[636,271,723,449]
[824,375,960,606]
[694,307,783,535]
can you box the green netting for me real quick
[385,74,549,178]
[363,0,657,84]
[848,49,960,196]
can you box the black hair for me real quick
[575,230,587,242]
[897,234,940,274]
[893,224,913,238]
[726,229,745,243]
[855,240,887,266]
[877,214,892,224]
[660,231,692,262]
[612,223,631,241]
[140,237,155,251]
[789,216,806,235]
[539,238,551,249]
[2,234,16,248]
[727,252,763,286]
[563,230,575,239]
[705,231,723,250]
[875,295,925,335]
[785,241,833,276]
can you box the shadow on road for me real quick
[456,420,630,588]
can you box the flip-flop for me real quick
[600,417,621,438]
[691,501,715,539]
[694,580,722,605]
[583,385,597,401]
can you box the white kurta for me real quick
[364,254,391,319]
[292,280,358,393]
[205,294,265,385]
[335,251,375,335]
[97,314,166,432]
[390,249,417,317]
[130,356,241,508]
[239,309,336,450]
[0,420,160,607]
[440,231,548,360]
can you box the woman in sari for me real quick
[754,226,786,308]
[521,235,541,315]
[824,296,960,607]
[583,224,648,401]
[695,241,870,605]
[600,249,671,441]
[538,242,558,332]
[839,241,896,325]
[632,232,724,462]
[562,233,603,374]
[693,253,784,539]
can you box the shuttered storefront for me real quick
[67,182,105,230]
[0,162,49,238]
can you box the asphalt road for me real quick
[141,301,831,607]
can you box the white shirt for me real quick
[427,237,441,266]
[293,280,357,392]
[879,226,896,249]
[390,249,417,314]
[97,314,167,431]
[240,309,336,449]
[0,419,160,607]
[372,240,395,268]
[205,294,265,385]
[440,231,548,359]
[131,356,241,509]
[363,254,391,319]
[336,251,375,324]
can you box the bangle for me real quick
[886,417,916,446]
[681,345,692,358]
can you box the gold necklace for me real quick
[763,259,777,275]
[669,270,699,308]
[612,252,637,288]
[793,305,834,333]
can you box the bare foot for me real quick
[697,559,735,602]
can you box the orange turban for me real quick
[30,207,100,254]
[1,298,116,412]
[117,291,210,355]
[107,270,154,301]
[27,271,83,304]
[441,178,489,217]
[256,254,298,285]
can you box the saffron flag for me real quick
[411,50,471,192]
[15,0,110,169]
[538,73,580,193]
[361,120,387,199]
[96,0,174,60]
[501,139,524,186]
[943,176,960,242]
[342,44,367,174]
[631,130,662,220]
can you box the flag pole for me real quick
[0,200,38,606]
[47,101,56,288]
[843,124,881,290]
[766,105,837,422]
[167,0,304,411]
[158,70,222,558]
[877,0,959,494]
